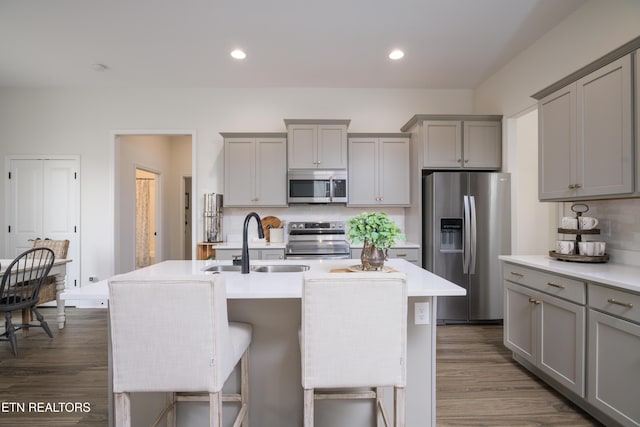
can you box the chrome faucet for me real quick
[241,212,264,274]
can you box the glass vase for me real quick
[360,240,387,271]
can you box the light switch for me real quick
[414,302,430,325]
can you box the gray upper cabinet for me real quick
[222,133,287,207]
[285,120,349,169]
[348,133,410,206]
[401,115,502,170]
[536,53,634,201]
[636,50,640,194]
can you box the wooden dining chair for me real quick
[0,247,56,356]
[301,272,408,427]
[32,239,69,304]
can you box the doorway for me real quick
[184,176,192,260]
[135,168,159,269]
[114,133,194,274]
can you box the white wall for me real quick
[475,0,640,264]
[0,88,473,282]
[509,109,556,255]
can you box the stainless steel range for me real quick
[285,221,351,260]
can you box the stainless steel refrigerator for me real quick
[423,171,511,323]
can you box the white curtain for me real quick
[135,179,151,269]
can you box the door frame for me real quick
[110,130,197,274]
[4,154,81,287]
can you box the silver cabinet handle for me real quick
[529,298,541,305]
[607,298,633,309]
[395,253,407,257]
[510,271,524,278]
[547,281,565,289]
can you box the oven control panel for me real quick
[288,221,345,233]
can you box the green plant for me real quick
[346,212,404,250]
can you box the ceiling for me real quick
[0,0,585,89]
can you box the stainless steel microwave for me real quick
[287,170,348,204]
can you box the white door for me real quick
[6,157,80,289]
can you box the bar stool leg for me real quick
[303,388,314,427]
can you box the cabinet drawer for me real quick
[589,284,640,324]
[503,263,586,304]
[387,248,419,263]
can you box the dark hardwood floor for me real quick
[1,309,601,426]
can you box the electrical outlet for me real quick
[89,276,98,282]
[414,302,430,325]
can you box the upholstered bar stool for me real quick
[301,272,408,427]
[108,275,251,427]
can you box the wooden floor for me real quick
[437,324,601,426]
[1,309,601,426]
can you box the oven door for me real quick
[285,254,351,260]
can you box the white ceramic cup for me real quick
[579,216,599,230]
[269,228,284,243]
[561,217,578,229]
[556,240,575,255]
[578,241,606,256]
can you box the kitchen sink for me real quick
[202,265,242,272]
[252,264,310,273]
[202,264,310,273]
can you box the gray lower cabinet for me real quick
[504,262,640,426]
[215,248,284,261]
[587,284,640,426]
[503,265,586,396]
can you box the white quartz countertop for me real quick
[62,258,464,301]
[500,255,640,293]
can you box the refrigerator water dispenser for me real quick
[440,218,462,252]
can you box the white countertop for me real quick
[500,255,640,293]
[62,258,463,301]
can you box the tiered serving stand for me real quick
[548,203,609,263]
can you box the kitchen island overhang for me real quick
[63,258,465,427]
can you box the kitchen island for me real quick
[63,258,464,427]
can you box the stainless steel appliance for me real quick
[423,171,511,323]
[203,193,223,243]
[285,221,351,259]
[287,170,347,204]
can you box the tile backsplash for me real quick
[562,199,640,266]
[221,206,406,243]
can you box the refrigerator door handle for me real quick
[463,195,471,274]
[470,195,477,274]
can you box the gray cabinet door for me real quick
[379,137,410,205]
[463,121,501,169]
[224,138,256,206]
[538,84,576,200]
[504,281,537,366]
[288,124,317,169]
[539,294,585,397]
[504,280,585,396]
[588,309,640,426]
[225,136,287,206]
[576,55,633,197]
[422,121,461,168]
[348,136,410,206]
[255,137,287,206]
[317,124,347,169]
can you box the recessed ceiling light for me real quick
[230,49,247,60]
[389,49,404,60]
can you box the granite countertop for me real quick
[500,255,640,293]
[62,258,464,301]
